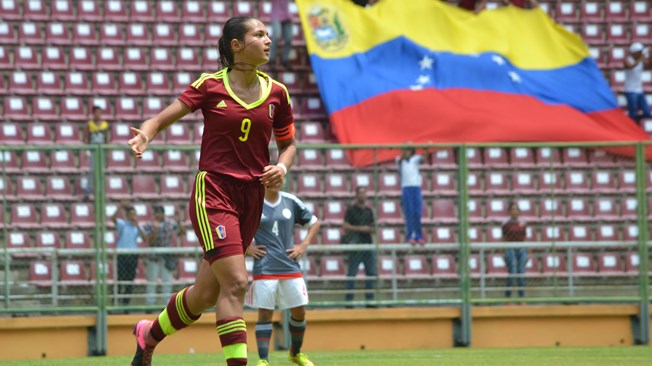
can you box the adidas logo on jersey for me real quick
[216,100,227,108]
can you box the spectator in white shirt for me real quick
[624,42,652,124]
[397,148,426,244]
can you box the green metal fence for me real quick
[1,141,650,352]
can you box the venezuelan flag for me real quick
[296,0,650,166]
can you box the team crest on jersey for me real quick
[216,225,226,239]
[268,104,276,119]
[307,4,349,52]
[282,208,292,219]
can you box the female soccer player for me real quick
[127,16,297,366]
[246,186,321,366]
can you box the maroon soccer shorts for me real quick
[188,171,265,263]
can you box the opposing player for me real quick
[127,16,297,366]
[246,186,321,366]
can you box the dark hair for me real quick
[508,202,519,211]
[92,105,103,111]
[124,206,135,214]
[355,186,366,194]
[218,16,256,68]
[152,205,165,213]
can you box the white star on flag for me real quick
[492,55,505,66]
[419,55,434,70]
[417,75,430,84]
[410,84,424,91]
[508,71,522,83]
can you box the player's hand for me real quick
[260,165,285,188]
[287,244,307,260]
[248,244,267,259]
[128,127,149,159]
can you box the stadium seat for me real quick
[535,147,561,166]
[568,225,592,242]
[9,71,34,94]
[29,261,53,285]
[624,252,639,274]
[430,199,457,224]
[605,23,628,45]
[46,176,74,201]
[324,149,352,169]
[430,148,457,169]
[41,203,68,228]
[15,46,39,69]
[105,176,130,199]
[555,1,578,22]
[99,23,125,45]
[234,0,256,17]
[376,256,398,278]
[566,198,591,222]
[45,23,71,45]
[205,24,224,46]
[0,151,19,175]
[299,122,326,142]
[596,225,618,242]
[60,261,89,284]
[35,231,61,249]
[22,150,49,173]
[297,173,322,197]
[152,23,177,46]
[301,97,326,120]
[631,1,652,21]
[571,253,596,276]
[431,227,456,244]
[377,200,402,225]
[320,256,346,277]
[515,198,537,222]
[7,232,31,254]
[321,228,342,245]
[403,255,429,278]
[0,21,16,45]
[92,72,117,95]
[132,150,161,172]
[540,226,563,242]
[632,24,651,43]
[467,255,481,277]
[150,48,175,71]
[352,173,375,192]
[9,203,40,229]
[115,97,141,120]
[594,197,619,221]
[68,47,95,71]
[182,0,206,22]
[591,170,617,193]
[484,226,503,242]
[129,0,155,22]
[121,48,148,71]
[38,71,63,95]
[89,260,115,283]
[608,46,626,69]
[431,255,457,278]
[160,175,186,199]
[324,173,349,196]
[176,47,202,71]
[466,172,483,195]
[177,258,199,283]
[620,197,638,221]
[581,23,605,45]
[588,149,618,167]
[54,123,82,145]
[1,122,24,145]
[564,171,590,194]
[511,172,536,194]
[484,172,510,195]
[208,1,230,20]
[163,123,192,145]
[541,253,566,275]
[580,2,603,22]
[173,72,193,93]
[96,48,122,71]
[64,72,91,95]
[132,175,159,199]
[605,2,627,22]
[486,254,507,276]
[70,203,95,228]
[304,72,319,94]
[145,72,172,95]
[178,25,203,47]
[118,72,144,95]
[72,23,98,45]
[26,1,58,22]
[162,150,191,172]
[589,47,606,68]
[141,97,164,119]
[181,230,199,248]
[378,172,401,197]
[32,96,59,121]
[124,24,150,47]
[18,22,44,44]
[378,228,401,245]
[77,0,102,21]
[0,46,12,69]
[561,148,589,167]
[60,97,87,121]
[156,1,180,22]
[485,199,509,223]
[430,172,457,196]
[466,199,483,224]
[322,201,346,224]
[52,0,76,21]
[65,231,92,250]
[104,0,128,21]
[598,253,623,275]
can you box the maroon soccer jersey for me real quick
[502,219,526,242]
[178,69,295,182]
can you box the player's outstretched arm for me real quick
[128,100,191,159]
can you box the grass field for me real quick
[3,347,652,366]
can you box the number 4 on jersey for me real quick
[271,221,279,236]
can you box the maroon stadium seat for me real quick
[152,23,177,46]
[70,203,95,228]
[29,261,53,285]
[41,203,68,228]
[96,48,122,71]
[65,231,92,250]
[104,0,128,21]
[105,176,130,200]
[18,22,44,44]
[605,1,628,22]
[150,48,175,71]
[320,256,346,277]
[591,170,617,193]
[126,24,150,46]
[182,1,207,22]
[38,71,63,95]
[60,261,89,284]
[1,122,24,145]
[15,46,40,69]
[631,1,652,21]
[51,0,76,21]
[46,176,74,201]
[45,22,71,45]
[72,23,98,45]
[21,150,49,173]
[32,96,59,121]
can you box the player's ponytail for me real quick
[218,16,255,69]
